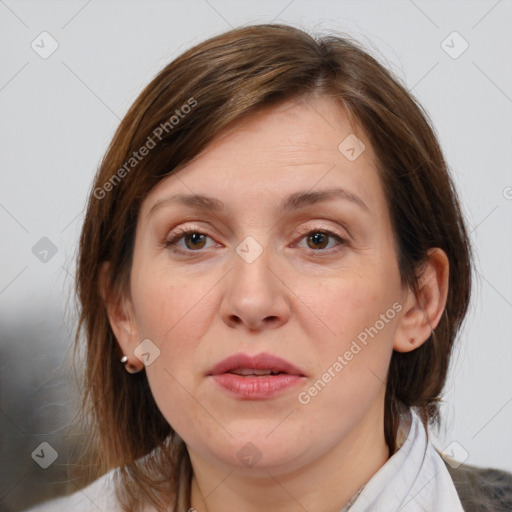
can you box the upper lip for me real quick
[208,352,305,376]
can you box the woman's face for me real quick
[120,95,413,474]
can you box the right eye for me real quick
[165,228,218,253]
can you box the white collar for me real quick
[345,407,464,512]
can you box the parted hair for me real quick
[75,23,473,511]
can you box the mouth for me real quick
[227,369,284,376]
[208,352,306,400]
[208,352,305,377]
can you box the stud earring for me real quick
[120,355,142,374]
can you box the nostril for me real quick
[226,315,280,329]
[229,315,242,326]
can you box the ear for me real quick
[98,262,144,371]
[394,248,449,353]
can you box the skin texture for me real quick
[106,95,449,512]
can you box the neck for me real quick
[189,395,390,512]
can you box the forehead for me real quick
[140,95,385,218]
[190,96,370,168]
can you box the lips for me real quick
[208,352,306,400]
[208,352,305,377]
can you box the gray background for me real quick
[1,0,511,510]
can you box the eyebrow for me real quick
[148,187,370,217]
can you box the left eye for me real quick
[297,230,346,251]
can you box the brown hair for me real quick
[75,23,473,511]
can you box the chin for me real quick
[190,424,312,474]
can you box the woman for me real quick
[25,23,512,512]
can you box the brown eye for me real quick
[184,233,207,250]
[296,229,347,253]
[306,232,330,250]
[165,229,216,253]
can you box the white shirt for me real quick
[347,407,465,511]
[23,408,464,512]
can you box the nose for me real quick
[220,242,291,332]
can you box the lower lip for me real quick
[211,373,304,400]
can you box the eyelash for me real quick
[164,225,348,255]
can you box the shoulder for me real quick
[21,470,121,512]
[443,459,512,512]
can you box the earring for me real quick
[120,355,143,374]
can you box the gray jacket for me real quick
[446,461,512,511]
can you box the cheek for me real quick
[132,266,216,346]
[131,271,218,405]
[293,266,399,397]
[297,270,394,344]
[134,283,217,434]
[291,281,397,442]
